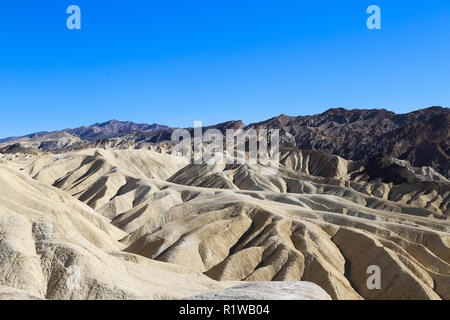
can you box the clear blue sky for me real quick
[0,1,449,137]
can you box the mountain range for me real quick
[1,106,448,177]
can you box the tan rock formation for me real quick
[1,148,449,300]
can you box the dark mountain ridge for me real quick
[244,106,449,176]
[0,120,170,144]
[65,119,170,141]
[1,106,448,176]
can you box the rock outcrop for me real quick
[187,281,331,300]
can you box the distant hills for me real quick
[65,120,170,141]
[1,106,448,177]
[0,120,170,144]
[247,106,449,177]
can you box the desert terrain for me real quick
[0,107,448,300]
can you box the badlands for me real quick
[0,107,449,300]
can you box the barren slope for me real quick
[0,163,232,299]
[13,148,449,300]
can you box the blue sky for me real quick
[0,1,449,137]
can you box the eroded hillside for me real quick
[1,146,447,300]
